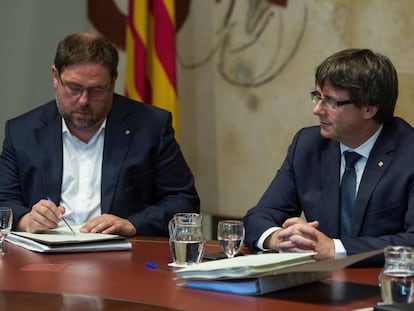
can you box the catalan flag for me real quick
[125,0,179,138]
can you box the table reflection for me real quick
[0,291,182,311]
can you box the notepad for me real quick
[175,252,317,279]
[6,225,132,253]
[10,225,125,245]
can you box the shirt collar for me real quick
[61,118,107,143]
[340,125,383,159]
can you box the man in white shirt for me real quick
[0,32,199,237]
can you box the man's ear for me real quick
[51,65,59,88]
[363,104,379,120]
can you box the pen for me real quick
[145,261,172,271]
[45,197,76,235]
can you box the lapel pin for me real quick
[125,130,131,135]
[378,161,384,167]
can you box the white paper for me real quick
[175,252,316,279]
[175,249,383,280]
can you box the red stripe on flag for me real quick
[127,0,152,103]
[151,0,176,88]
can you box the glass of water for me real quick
[217,220,245,258]
[168,213,206,266]
[379,246,414,304]
[0,207,13,254]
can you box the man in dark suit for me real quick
[243,49,414,265]
[0,32,199,237]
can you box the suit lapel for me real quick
[35,107,63,201]
[100,105,134,214]
[321,141,341,238]
[353,127,394,236]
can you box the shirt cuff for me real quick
[256,227,280,250]
[257,229,347,259]
[333,239,347,259]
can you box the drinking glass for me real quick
[0,207,12,254]
[379,246,414,303]
[217,220,245,258]
[168,213,206,266]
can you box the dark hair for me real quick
[315,49,398,123]
[54,33,119,80]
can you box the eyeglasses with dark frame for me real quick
[310,91,354,110]
[57,72,112,101]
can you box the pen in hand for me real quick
[61,217,76,236]
[45,197,76,235]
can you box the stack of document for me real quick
[6,225,131,253]
[175,249,383,295]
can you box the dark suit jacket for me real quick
[244,117,414,265]
[0,94,200,236]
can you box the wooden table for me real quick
[0,238,383,310]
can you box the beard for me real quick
[56,100,109,132]
[63,110,99,130]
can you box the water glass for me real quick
[217,220,245,258]
[0,207,13,254]
[379,246,414,304]
[168,213,206,267]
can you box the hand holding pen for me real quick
[18,197,72,234]
[45,197,76,235]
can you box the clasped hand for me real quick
[18,199,136,236]
[265,217,334,260]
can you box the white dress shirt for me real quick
[60,119,106,225]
